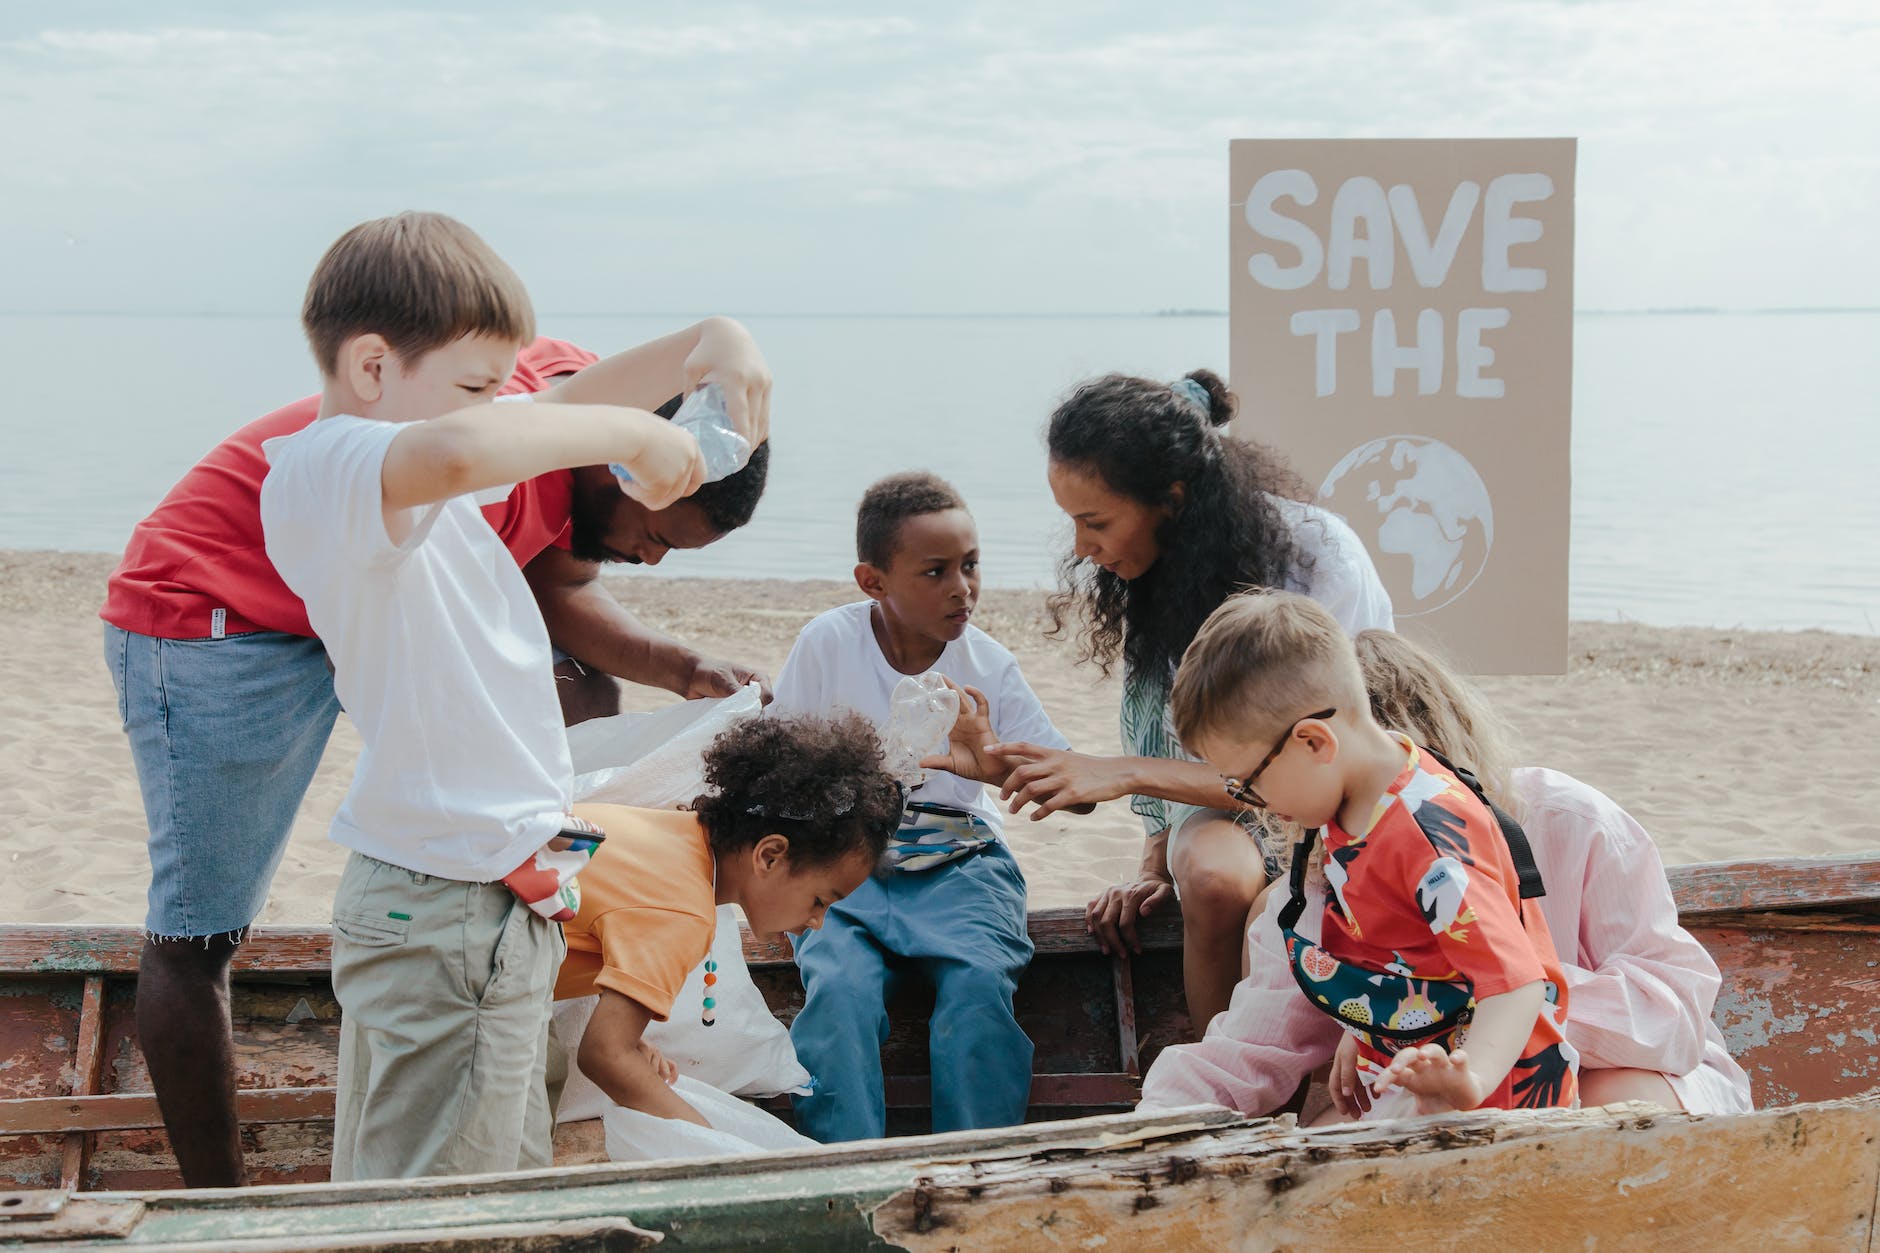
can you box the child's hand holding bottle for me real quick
[611,383,750,503]
[612,412,706,512]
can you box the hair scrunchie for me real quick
[1171,377,1212,418]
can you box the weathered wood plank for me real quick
[871,1099,1880,1251]
[1111,951,1142,1079]
[0,929,332,977]
[56,976,105,1191]
[0,1204,653,1250]
[0,1088,335,1137]
[1667,853,1880,917]
[10,1101,1874,1250]
[1,1071,1139,1142]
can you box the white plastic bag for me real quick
[569,682,763,808]
[552,907,809,1126]
[879,672,958,789]
[602,1075,815,1162]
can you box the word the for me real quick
[1244,171,1553,398]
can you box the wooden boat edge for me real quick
[3,849,1875,977]
[4,1097,1876,1249]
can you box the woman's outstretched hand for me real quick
[990,744,1132,819]
[1084,875,1175,956]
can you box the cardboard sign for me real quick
[1229,138,1575,674]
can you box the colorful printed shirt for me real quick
[1319,737,1579,1111]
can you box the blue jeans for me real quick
[104,623,341,939]
[789,841,1034,1142]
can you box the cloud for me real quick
[0,1,1875,311]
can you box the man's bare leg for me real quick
[137,933,246,1187]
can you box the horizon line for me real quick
[2,306,1878,319]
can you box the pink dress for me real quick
[1139,767,1753,1116]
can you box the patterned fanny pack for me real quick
[884,801,997,873]
[1279,826,1478,1054]
[500,814,605,922]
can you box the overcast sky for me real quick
[2,1,1875,315]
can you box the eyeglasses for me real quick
[1221,708,1336,809]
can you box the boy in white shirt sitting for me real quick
[770,472,1090,1141]
[260,212,721,1181]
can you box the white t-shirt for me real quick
[260,409,572,881]
[1272,496,1395,636]
[768,600,1070,837]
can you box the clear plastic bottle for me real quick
[879,672,960,789]
[611,382,752,495]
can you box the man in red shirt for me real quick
[102,322,773,1186]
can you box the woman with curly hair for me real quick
[990,369,1393,1029]
[554,712,901,1128]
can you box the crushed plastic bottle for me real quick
[879,672,959,790]
[611,382,753,496]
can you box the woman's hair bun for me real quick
[1183,369,1235,428]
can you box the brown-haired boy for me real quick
[1169,591,1578,1117]
[260,212,707,1180]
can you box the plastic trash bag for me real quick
[569,681,764,808]
[879,672,958,789]
[551,907,809,1126]
[602,1075,816,1162]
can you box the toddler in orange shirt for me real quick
[556,713,899,1125]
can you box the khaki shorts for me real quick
[329,852,562,1182]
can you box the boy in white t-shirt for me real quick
[259,212,714,1181]
[770,472,1091,1141]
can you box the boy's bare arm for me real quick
[1374,980,1546,1112]
[536,317,771,449]
[577,990,710,1127]
[380,402,704,516]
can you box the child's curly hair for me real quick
[692,713,902,866]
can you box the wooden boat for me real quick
[6,1099,1879,1249]
[1,853,1876,1248]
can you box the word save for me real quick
[1244,171,1554,399]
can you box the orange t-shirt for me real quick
[555,804,718,1022]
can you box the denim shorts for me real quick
[104,623,342,939]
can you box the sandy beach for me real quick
[2,549,1875,928]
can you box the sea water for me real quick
[0,310,1873,635]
